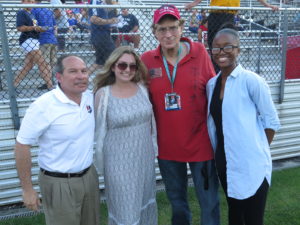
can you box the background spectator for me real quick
[53,8,69,51]
[67,9,78,32]
[88,0,118,74]
[185,0,279,49]
[77,8,90,32]
[73,0,84,15]
[32,0,57,89]
[14,0,52,90]
[49,0,68,51]
[234,14,244,31]
[117,8,140,48]
[198,9,207,22]
[198,17,208,47]
[294,13,300,29]
[188,9,200,33]
[107,0,119,44]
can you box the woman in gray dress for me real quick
[93,46,158,225]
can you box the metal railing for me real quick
[0,4,299,128]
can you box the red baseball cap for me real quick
[153,5,181,24]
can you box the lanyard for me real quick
[162,44,182,92]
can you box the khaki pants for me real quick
[39,165,100,225]
[40,44,57,67]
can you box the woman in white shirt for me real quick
[206,25,280,225]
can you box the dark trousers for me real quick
[57,28,69,51]
[220,176,269,225]
[158,159,220,225]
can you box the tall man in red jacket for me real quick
[141,5,220,225]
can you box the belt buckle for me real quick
[69,167,89,178]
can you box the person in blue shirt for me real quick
[88,0,118,74]
[77,8,90,33]
[32,0,58,89]
[67,10,78,31]
[206,25,280,225]
[116,8,140,48]
[234,14,244,31]
[187,9,200,34]
[73,0,84,15]
[14,0,53,90]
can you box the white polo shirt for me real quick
[17,86,95,173]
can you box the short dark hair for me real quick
[219,22,238,32]
[215,23,240,44]
[55,54,79,74]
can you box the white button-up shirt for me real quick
[206,65,280,199]
[17,86,95,173]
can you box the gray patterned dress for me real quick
[103,86,158,225]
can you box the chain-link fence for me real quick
[0,4,299,128]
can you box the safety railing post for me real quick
[0,5,20,129]
[279,8,288,104]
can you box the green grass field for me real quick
[1,166,300,225]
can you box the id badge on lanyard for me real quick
[165,92,181,110]
[163,45,182,111]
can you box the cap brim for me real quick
[154,12,180,24]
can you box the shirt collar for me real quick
[229,64,243,78]
[53,85,84,105]
[212,64,244,86]
[153,37,197,59]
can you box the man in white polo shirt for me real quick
[14,55,100,225]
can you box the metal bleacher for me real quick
[0,0,288,94]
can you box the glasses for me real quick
[116,63,137,72]
[211,45,239,55]
[156,26,179,35]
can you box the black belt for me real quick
[40,166,91,178]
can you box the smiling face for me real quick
[112,53,137,84]
[154,17,183,52]
[212,32,240,74]
[56,56,89,100]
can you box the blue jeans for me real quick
[189,26,198,33]
[158,159,220,225]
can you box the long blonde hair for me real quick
[93,46,148,92]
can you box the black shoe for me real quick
[38,84,48,90]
